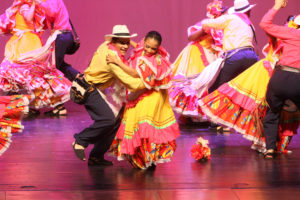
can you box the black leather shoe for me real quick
[88,157,113,166]
[44,106,67,117]
[72,142,86,161]
[147,164,156,171]
[25,109,40,119]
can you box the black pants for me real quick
[208,48,258,93]
[74,89,122,159]
[263,69,300,150]
[55,32,80,81]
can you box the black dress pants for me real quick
[74,89,121,159]
[208,48,258,93]
[55,32,80,81]
[263,69,300,150]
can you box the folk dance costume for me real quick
[38,0,80,81]
[171,26,222,78]
[0,95,30,155]
[73,33,146,164]
[169,0,224,120]
[199,15,300,153]
[201,2,259,93]
[110,41,180,169]
[199,39,282,150]
[0,1,71,110]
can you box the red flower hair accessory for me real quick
[206,0,224,19]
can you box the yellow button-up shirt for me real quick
[84,41,145,92]
[202,14,254,52]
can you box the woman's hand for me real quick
[274,0,288,10]
[106,54,121,66]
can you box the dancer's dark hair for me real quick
[145,31,162,46]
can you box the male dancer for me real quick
[260,0,300,159]
[72,25,146,166]
[201,0,259,93]
[38,0,80,81]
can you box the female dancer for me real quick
[0,0,71,117]
[171,0,225,77]
[260,0,300,158]
[169,0,226,122]
[108,31,180,170]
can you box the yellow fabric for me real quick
[172,36,215,77]
[84,42,145,91]
[122,90,177,139]
[228,59,270,103]
[4,13,42,62]
[228,45,277,102]
[199,35,215,51]
[202,14,254,52]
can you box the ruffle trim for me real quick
[129,40,173,90]
[218,83,264,112]
[0,1,46,34]
[0,61,71,109]
[169,82,204,118]
[116,121,180,155]
[0,127,12,156]
[198,92,267,146]
[0,95,30,156]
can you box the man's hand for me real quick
[274,0,288,10]
[106,54,121,66]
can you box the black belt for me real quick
[277,65,300,74]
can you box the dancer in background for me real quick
[199,36,282,149]
[0,0,71,117]
[202,0,258,93]
[196,0,258,131]
[37,0,80,83]
[108,31,180,170]
[199,2,299,154]
[260,0,300,159]
[171,0,225,78]
[169,0,226,124]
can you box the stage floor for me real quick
[1,103,300,200]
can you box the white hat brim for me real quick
[294,15,300,25]
[228,4,256,14]
[105,33,138,41]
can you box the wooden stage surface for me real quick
[1,103,300,200]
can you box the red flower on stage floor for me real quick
[190,137,211,161]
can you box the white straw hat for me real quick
[228,0,256,14]
[105,25,137,41]
[294,15,300,25]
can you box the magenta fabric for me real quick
[39,0,72,31]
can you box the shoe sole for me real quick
[72,142,86,161]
